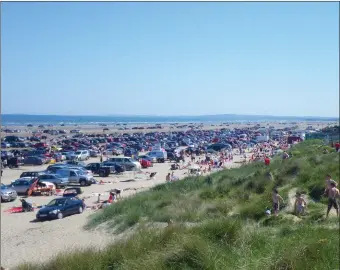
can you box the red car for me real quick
[140,159,152,169]
[34,142,48,148]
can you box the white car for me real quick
[73,150,90,161]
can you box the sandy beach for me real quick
[1,150,243,268]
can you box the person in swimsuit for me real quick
[326,182,339,218]
[294,192,307,216]
[324,174,338,197]
[272,189,284,216]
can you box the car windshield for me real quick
[47,198,67,207]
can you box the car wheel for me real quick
[80,180,86,186]
[99,171,104,177]
[78,206,83,214]
[57,212,63,219]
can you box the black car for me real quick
[23,156,44,165]
[36,197,84,220]
[85,163,111,177]
[7,157,22,168]
[102,162,125,173]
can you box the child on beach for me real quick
[294,192,307,216]
[272,189,284,216]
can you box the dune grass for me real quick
[16,140,340,270]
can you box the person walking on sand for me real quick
[272,189,284,216]
[326,182,339,218]
[294,192,307,216]
[166,173,171,182]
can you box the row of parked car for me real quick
[0,154,148,203]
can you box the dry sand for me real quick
[1,152,243,269]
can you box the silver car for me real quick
[1,183,17,202]
[38,174,69,189]
[7,178,33,195]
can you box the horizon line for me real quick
[1,113,339,119]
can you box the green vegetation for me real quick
[17,140,340,270]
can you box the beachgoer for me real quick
[264,156,270,166]
[294,192,307,216]
[272,188,284,216]
[282,151,289,160]
[324,174,338,197]
[166,173,171,182]
[326,182,339,218]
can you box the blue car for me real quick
[36,197,84,221]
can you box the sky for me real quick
[1,2,339,117]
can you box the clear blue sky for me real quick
[1,2,339,117]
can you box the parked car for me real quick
[20,171,46,179]
[147,150,167,163]
[47,165,68,174]
[72,150,89,161]
[61,152,74,160]
[108,157,141,171]
[140,159,152,168]
[7,157,23,168]
[23,156,44,165]
[85,163,112,177]
[8,178,34,195]
[1,183,17,202]
[65,160,86,166]
[138,155,156,163]
[67,167,93,177]
[102,162,125,174]
[36,197,84,220]
[90,150,99,157]
[38,174,69,189]
[56,169,94,186]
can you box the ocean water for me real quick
[1,114,338,126]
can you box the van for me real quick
[148,150,167,163]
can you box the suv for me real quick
[56,169,94,186]
[108,157,141,171]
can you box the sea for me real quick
[1,114,338,127]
